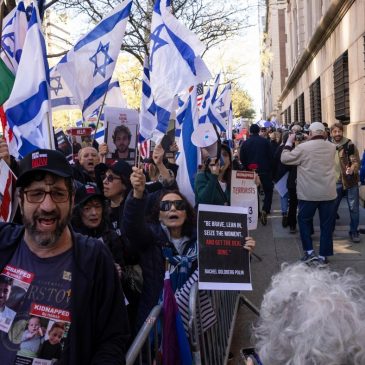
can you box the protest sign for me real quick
[54,128,72,161]
[231,170,258,230]
[66,127,93,162]
[198,204,252,291]
[104,106,138,166]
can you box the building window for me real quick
[294,99,298,122]
[309,78,322,122]
[287,105,292,125]
[333,50,350,123]
[298,93,305,123]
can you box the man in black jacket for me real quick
[0,149,129,365]
[240,124,273,225]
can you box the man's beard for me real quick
[23,209,71,247]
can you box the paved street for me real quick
[229,191,365,364]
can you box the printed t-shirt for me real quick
[0,239,72,364]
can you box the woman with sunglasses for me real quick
[123,166,255,331]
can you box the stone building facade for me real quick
[262,0,365,148]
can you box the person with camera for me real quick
[330,123,361,243]
[281,122,337,266]
[194,143,232,206]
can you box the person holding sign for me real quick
[123,165,255,330]
[195,143,233,206]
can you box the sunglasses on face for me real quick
[159,200,187,212]
[103,174,121,183]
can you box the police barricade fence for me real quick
[126,284,244,365]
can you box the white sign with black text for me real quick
[230,171,258,230]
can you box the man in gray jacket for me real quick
[281,122,337,266]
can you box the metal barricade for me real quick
[126,305,162,365]
[126,285,258,365]
[188,283,242,365]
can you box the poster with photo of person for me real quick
[104,107,138,166]
[14,304,70,365]
[0,266,34,333]
[66,127,93,162]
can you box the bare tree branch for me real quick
[47,0,253,66]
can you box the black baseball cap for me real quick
[75,184,104,207]
[109,160,132,181]
[17,149,73,187]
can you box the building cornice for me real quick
[279,0,356,102]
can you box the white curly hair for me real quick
[253,263,365,365]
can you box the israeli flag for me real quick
[176,86,200,206]
[139,57,158,142]
[50,67,78,110]
[149,0,211,140]
[56,0,132,119]
[4,4,53,159]
[1,1,27,74]
[215,83,233,143]
[199,74,226,131]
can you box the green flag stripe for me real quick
[0,57,15,105]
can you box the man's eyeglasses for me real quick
[23,189,69,203]
[159,200,187,212]
[103,174,121,183]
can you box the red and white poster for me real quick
[0,265,34,333]
[230,171,258,230]
[14,304,71,365]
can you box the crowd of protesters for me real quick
[0,118,365,364]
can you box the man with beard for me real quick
[330,123,361,243]
[111,125,135,162]
[0,149,129,365]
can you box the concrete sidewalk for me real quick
[229,191,365,364]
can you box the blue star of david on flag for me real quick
[149,24,168,71]
[1,33,15,57]
[216,98,224,111]
[50,76,63,96]
[89,42,114,78]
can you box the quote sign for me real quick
[231,170,258,230]
[198,204,252,291]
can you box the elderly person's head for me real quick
[78,147,99,175]
[308,122,326,137]
[253,263,365,365]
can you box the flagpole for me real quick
[92,89,108,144]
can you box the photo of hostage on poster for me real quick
[0,266,34,334]
[198,204,252,291]
[14,303,70,365]
[104,107,138,166]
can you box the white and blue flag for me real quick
[1,1,28,74]
[50,67,78,111]
[176,86,200,206]
[148,0,211,141]
[139,56,158,142]
[215,83,233,144]
[56,0,132,119]
[4,4,53,159]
